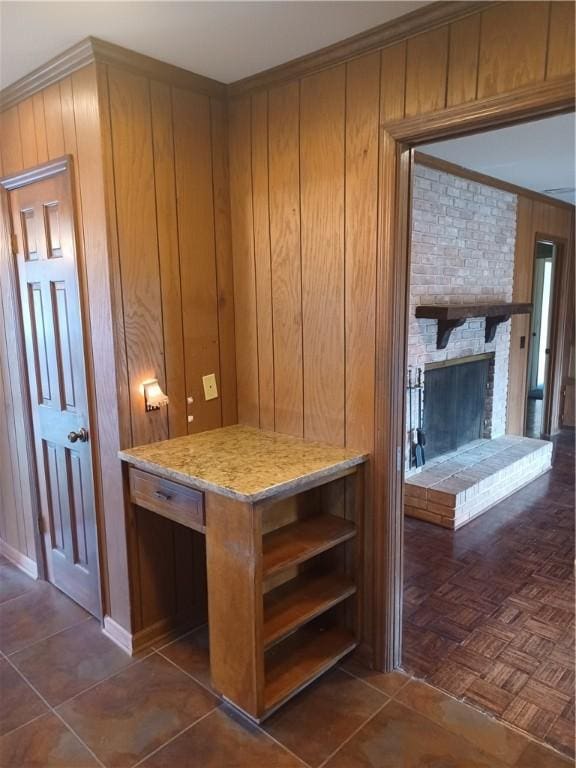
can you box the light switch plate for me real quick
[202,373,218,401]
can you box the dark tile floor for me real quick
[403,429,575,759]
[0,557,573,766]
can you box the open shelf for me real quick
[263,572,356,649]
[263,514,356,577]
[264,624,356,714]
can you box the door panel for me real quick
[10,168,101,617]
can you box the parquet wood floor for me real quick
[403,430,575,758]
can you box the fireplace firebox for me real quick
[424,354,493,461]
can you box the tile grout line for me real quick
[155,649,217,698]
[252,720,312,768]
[131,706,220,767]
[4,614,93,658]
[2,652,107,768]
[0,711,49,740]
[156,649,311,768]
[49,648,157,709]
[0,587,41,608]
[316,699,390,768]
[338,663,413,698]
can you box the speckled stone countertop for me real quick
[119,425,367,502]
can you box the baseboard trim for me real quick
[0,539,38,579]
[102,613,201,656]
[102,615,134,655]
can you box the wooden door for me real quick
[8,162,101,617]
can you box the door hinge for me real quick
[10,233,18,256]
[38,517,45,534]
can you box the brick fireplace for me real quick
[406,162,517,472]
[404,162,552,529]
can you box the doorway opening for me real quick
[526,240,557,437]
[400,113,575,758]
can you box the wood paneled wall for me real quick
[0,65,127,622]
[228,1,574,653]
[98,64,236,639]
[507,198,575,435]
[0,57,236,638]
[102,66,236,447]
[229,0,574,451]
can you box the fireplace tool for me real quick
[408,368,424,468]
[416,367,426,465]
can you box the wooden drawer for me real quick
[129,468,205,533]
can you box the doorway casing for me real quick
[373,81,575,670]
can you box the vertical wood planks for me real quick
[32,93,48,163]
[405,28,449,117]
[73,63,130,625]
[268,82,303,437]
[478,2,550,98]
[150,80,187,439]
[107,66,168,446]
[345,53,379,453]
[300,66,346,445]
[0,107,23,174]
[17,98,37,168]
[447,15,481,107]
[173,88,222,434]
[229,97,260,426]
[210,98,238,427]
[251,91,275,431]
[380,42,406,121]
[547,1,575,79]
[42,83,65,159]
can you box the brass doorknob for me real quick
[68,428,89,443]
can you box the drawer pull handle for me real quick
[154,491,172,501]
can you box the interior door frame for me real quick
[0,155,103,614]
[533,234,570,438]
[373,81,575,671]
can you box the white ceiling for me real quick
[0,1,430,88]
[420,113,576,205]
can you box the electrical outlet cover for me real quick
[202,373,218,401]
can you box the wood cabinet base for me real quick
[122,454,365,721]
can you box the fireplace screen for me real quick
[424,356,491,461]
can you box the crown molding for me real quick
[0,36,226,111]
[0,38,94,110]
[228,1,495,98]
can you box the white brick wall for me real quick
[407,163,517,465]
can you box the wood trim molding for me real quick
[384,77,576,144]
[0,39,94,110]
[0,36,226,111]
[102,615,134,654]
[414,152,575,212]
[228,1,494,97]
[374,80,575,672]
[0,538,39,579]
[0,156,70,190]
[89,37,226,97]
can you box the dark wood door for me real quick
[9,166,101,617]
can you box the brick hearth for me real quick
[405,436,552,530]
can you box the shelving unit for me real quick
[121,425,366,723]
[263,514,357,576]
[206,463,364,722]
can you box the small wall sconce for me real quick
[142,379,169,412]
